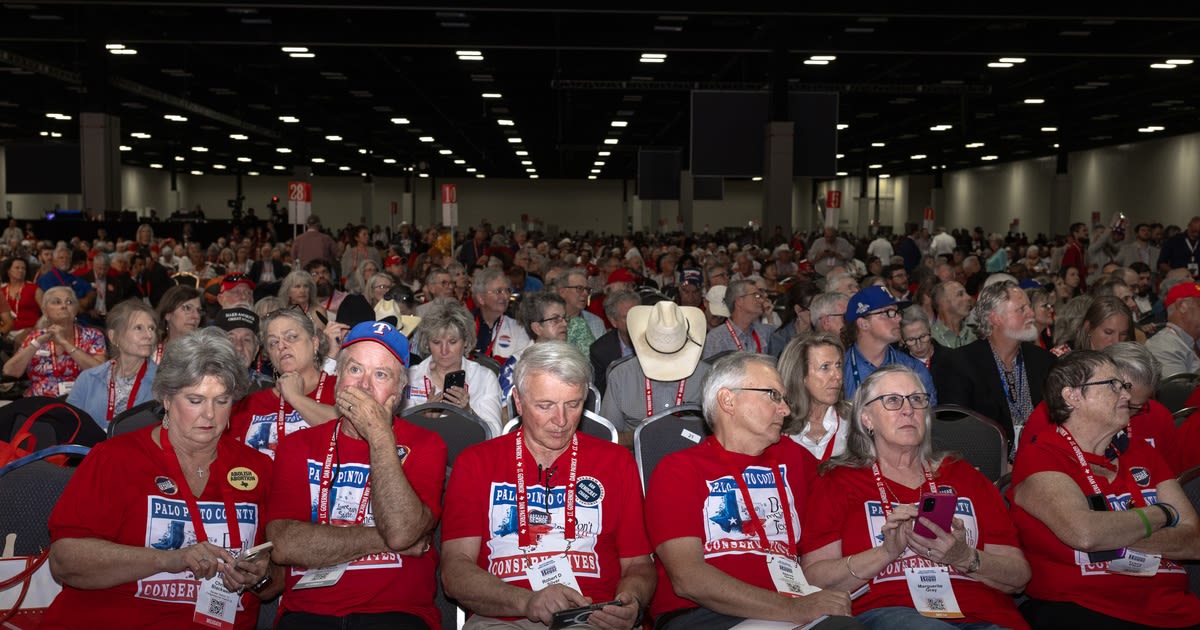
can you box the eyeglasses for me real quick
[482,288,512,297]
[1080,378,1133,395]
[867,307,901,319]
[903,333,931,345]
[865,392,932,410]
[740,291,765,300]
[732,387,786,404]
[537,314,567,324]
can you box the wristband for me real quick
[1153,502,1179,528]
[1133,508,1153,538]
[845,553,868,581]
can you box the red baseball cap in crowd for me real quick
[385,255,404,267]
[1165,282,1200,308]
[607,268,636,285]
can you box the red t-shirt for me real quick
[644,436,817,618]
[801,458,1027,629]
[1017,400,1180,474]
[43,427,272,629]
[266,418,447,625]
[441,431,651,620]
[1011,429,1200,627]
[228,373,337,459]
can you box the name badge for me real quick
[904,566,964,619]
[766,555,820,597]
[293,562,349,590]
[57,381,73,396]
[193,574,238,630]
[525,556,581,593]
[1107,550,1161,577]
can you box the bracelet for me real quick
[845,553,868,581]
[1133,508,1153,538]
[250,574,272,592]
[1153,502,1180,528]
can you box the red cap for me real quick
[384,255,403,267]
[606,268,636,285]
[1165,282,1200,308]
[220,273,256,293]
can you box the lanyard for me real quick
[849,346,895,388]
[713,439,796,557]
[514,430,578,548]
[870,462,937,518]
[725,321,761,353]
[276,372,327,445]
[106,359,148,421]
[1055,425,1111,498]
[316,420,373,525]
[154,343,165,364]
[48,327,82,376]
[644,377,686,418]
[160,428,243,550]
[820,414,841,462]
[5,284,19,320]
[325,292,334,310]
[477,314,505,358]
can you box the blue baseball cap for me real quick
[340,320,410,367]
[845,286,910,323]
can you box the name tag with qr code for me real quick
[904,566,964,619]
[293,562,349,590]
[193,574,238,630]
[525,556,581,593]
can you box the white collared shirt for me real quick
[789,405,848,461]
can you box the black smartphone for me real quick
[550,600,622,630]
[1084,493,1126,562]
[443,370,466,391]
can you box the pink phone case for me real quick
[913,492,956,538]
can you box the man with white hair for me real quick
[824,271,858,298]
[933,280,1055,442]
[1144,282,1200,377]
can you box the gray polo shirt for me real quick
[600,355,710,433]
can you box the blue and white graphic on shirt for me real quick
[139,496,258,605]
[862,494,980,584]
[701,465,799,559]
[1072,486,1184,575]
[290,457,403,576]
[244,409,306,456]
[485,481,603,582]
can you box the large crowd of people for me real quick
[12,210,1200,629]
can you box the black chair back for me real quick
[108,400,165,439]
[1157,372,1200,413]
[1179,465,1200,597]
[931,405,1008,482]
[633,403,709,492]
[400,401,494,468]
[0,396,103,451]
[0,446,89,555]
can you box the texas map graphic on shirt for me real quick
[701,465,799,559]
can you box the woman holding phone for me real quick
[404,297,502,436]
[800,365,1031,629]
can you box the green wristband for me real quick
[1133,507,1153,538]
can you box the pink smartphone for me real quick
[912,492,956,539]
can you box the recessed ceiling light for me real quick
[482,93,502,99]
[465,168,476,173]
[998,57,1026,63]
[508,137,522,144]
[521,160,533,166]
[1024,98,1045,104]
[281,47,308,53]
[804,60,829,65]
[247,171,260,176]
[1041,127,1057,132]
[869,164,882,169]
[119,145,131,151]
[811,55,837,61]
[229,133,248,140]
[213,164,226,170]
[273,165,286,170]
[611,121,628,128]
[311,158,325,163]
[1151,63,1177,69]
[276,147,292,153]
[478,174,488,179]
[131,132,151,139]
[237,157,251,163]
[190,170,203,175]
[164,114,188,122]
[879,174,891,179]
[109,48,137,56]
[1138,126,1165,133]
[383,158,397,164]
[438,149,453,155]
[325,135,342,141]
[339,166,351,171]
[456,50,481,56]
[149,163,163,169]
[588,175,597,180]
[526,168,537,173]
[982,155,999,161]
[191,146,208,152]
[598,151,610,157]
[418,136,435,143]
[390,118,410,125]
[988,62,1014,68]
[965,142,985,148]
[105,44,124,50]
[497,119,515,126]
[278,115,300,123]
[174,156,184,161]
[837,124,849,130]
[590,169,601,174]
[289,53,315,59]
[871,142,886,147]
[515,150,529,156]
[594,161,605,166]
[457,54,483,61]
[604,138,619,145]
[836,171,848,176]
[1167,59,1194,65]
[836,153,845,159]
[911,154,926,159]
[930,124,952,131]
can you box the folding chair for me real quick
[502,410,619,444]
[400,402,494,468]
[1178,465,1200,597]
[1174,406,1199,428]
[931,405,1009,482]
[1157,372,1200,414]
[633,403,708,492]
[0,396,103,452]
[107,400,165,439]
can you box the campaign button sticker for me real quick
[575,476,604,506]
[228,466,259,491]
[155,475,178,496]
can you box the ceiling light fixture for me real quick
[481,92,502,99]
[604,138,619,145]
[131,132,151,139]
[998,57,1026,63]
[497,119,515,126]
[1024,98,1045,104]
[1151,63,1177,69]
[871,142,886,147]
[965,142,985,148]
[987,62,1014,68]
[598,151,611,157]
[836,124,849,130]
[1167,59,1194,65]
[438,149,453,155]
[311,158,325,163]
[418,136,435,142]
[237,157,251,162]
[982,155,999,161]
[869,163,882,169]
[276,147,292,153]
[508,137,522,143]
[191,146,208,152]
[611,121,628,127]
[119,145,131,151]
[911,154,926,159]
[149,163,163,169]
[1041,126,1058,132]
[229,133,248,140]
[289,53,315,59]
[278,115,299,123]
[390,117,410,125]
[325,135,342,141]
[281,47,308,53]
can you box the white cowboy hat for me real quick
[626,302,707,381]
[705,285,730,318]
[374,298,422,336]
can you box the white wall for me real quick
[8,129,1200,236]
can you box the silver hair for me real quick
[824,271,854,292]
[809,292,847,322]
[602,289,640,321]
[37,286,77,328]
[724,279,756,314]
[414,297,476,357]
[513,340,591,398]
[700,351,778,430]
[471,267,509,298]
[1101,341,1161,390]
[823,364,942,472]
[277,270,321,312]
[259,306,330,368]
[900,304,931,330]
[971,280,1020,338]
[152,328,249,402]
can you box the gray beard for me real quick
[1006,324,1039,343]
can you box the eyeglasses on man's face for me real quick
[903,333,931,345]
[865,392,931,410]
[1080,378,1133,395]
[537,314,567,325]
[731,387,786,404]
[867,307,901,320]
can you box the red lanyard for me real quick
[160,428,243,550]
[870,462,937,518]
[644,377,686,418]
[514,430,578,548]
[276,372,327,445]
[324,292,334,310]
[5,284,18,320]
[106,359,148,421]
[1056,425,1117,499]
[48,327,82,376]
[154,343,165,364]
[820,414,841,462]
[725,321,761,353]
[713,439,796,557]
[316,420,372,525]
[479,314,504,358]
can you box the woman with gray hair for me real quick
[1010,351,1200,628]
[42,328,274,627]
[404,296,502,435]
[278,269,328,327]
[897,305,943,370]
[3,285,106,397]
[66,299,159,430]
[228,307,336,458]
[801,364,1031,628]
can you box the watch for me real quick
[965,549,981,574]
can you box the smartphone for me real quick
[550,600,622,629]
[1084,493,1127,562]
[239,541,273,563]
[443,369,466,391]
[912,492,956,539]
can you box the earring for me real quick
[161,414,169,430]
